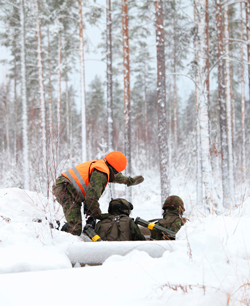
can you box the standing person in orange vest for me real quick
[52,151,144,236]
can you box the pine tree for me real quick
[155,0,170,204]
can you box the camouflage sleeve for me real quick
[150,223,163,240]
[84,170,108,220]
[169,218,182,233]
[130,219,146,241]
[113,173,134,186]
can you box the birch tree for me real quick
[20,0,29,190]
[246,0,250,99]
[155,0,170,204]
[78,0,87,162]
[47,25,53,141]
[194,2,203,206]
[240,3,246,182]
[3,81,11,160]
[196,0,213,210]
[122,0,132,201]
[35,0,47,193]
[106,0,114,153]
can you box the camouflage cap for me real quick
[162,195,185,213]
[108,198,133,216]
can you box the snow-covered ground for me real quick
[0,180,250,305]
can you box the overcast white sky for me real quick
[0,3,195,113]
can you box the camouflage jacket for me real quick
[150,209,186,240]
[84,170,135,220]
[95,214,145,241]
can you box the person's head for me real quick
[162,195,185,215]
[108,198,133,216]
[104,151,127,173]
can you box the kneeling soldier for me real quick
[95,198,145,241]
[151,195,187,240]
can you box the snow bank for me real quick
[0,188,250,306]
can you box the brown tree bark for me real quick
[155,0,170,203]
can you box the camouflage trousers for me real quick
[52,175,83,235]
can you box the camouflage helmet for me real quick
[108,198,133,216]
[162,195,185,213]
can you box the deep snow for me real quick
[0,180,250,306]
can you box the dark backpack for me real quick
[95,215,132,241]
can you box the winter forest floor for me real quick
[0,172,250,306]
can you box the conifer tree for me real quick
[155,0,170,203]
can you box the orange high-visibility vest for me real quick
[62,159,110,201]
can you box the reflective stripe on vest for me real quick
[65,166,87,202]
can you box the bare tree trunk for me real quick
[3,81,10,159]
[47,25,53,139]
[20,0,29,190]
[78,0,87,161]
[57,33,62,165]
[106,0,115,199]
[196,0,213,210]
[224,5,235,204]
[194,1,203,206]
[155,0,170,204]
[36,0,47,194]
[206,0,214,174]
[143,67,149,169]
[106,0,113,153]
[240,3,246,182]
[215,0,229,208]
[65,72,70,145]
[122,0,132,201]
[173,19,177,148]
[46,24,54,188]
[14,26,18,164]
[246,0,250,100]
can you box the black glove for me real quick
[86,216,96,229]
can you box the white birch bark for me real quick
[4,82,10,160]
[106,0,113,153]
[240,3,246,182]
[224,5,235,204]
[20,0,29,190]
[106,0,115,198]
[78,0,87,162]
[173,19,177,148]
[47,25,53,139]
[246,0,250,102]
[65,72,70,146]
[215,0,230,208]
[194,2,203,206]
[196,0,213,210]
[36,0,47,189]
[143,66,149,169]
[65,71,72,167]
[57,34,62,165]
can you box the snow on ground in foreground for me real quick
[0,188,250,306]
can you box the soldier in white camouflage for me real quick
[95,198,145,241]
[150,195,186,240]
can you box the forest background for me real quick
[0,0,249,214]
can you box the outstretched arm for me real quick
[113,173,144,186]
